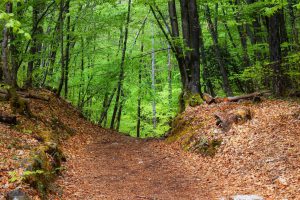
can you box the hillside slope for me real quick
[0,89,84,199]
[1,90,299,200]
[167,99,300,199]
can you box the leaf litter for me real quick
[0,90,299,200]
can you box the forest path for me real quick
[54,128,211,200]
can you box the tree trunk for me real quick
[179,0,201,95]
[235,11,251,67]
[246,0,265,60]
[110,0,131,129]
[151,22,157,129]
[26,1,44,88]
[288,0,299,48]
[167,0,188,90]
[137,37,144,138]
[57,0,65,96]
[99,88,117,126]
[167,45,173,111]
[267,11,284,96]
[199,20,215,97]
[78,37,85,109]
[64,0,71,98]
[151,0,202,110]
[116,91,124,132]
[205,4,233,96]
[2,2,13,86]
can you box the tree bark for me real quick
[151,22,157,129]
[26,1,44,88]
[198,13,215,97]
[287,0,299,48]
[2,2,13,86]
[205,4,233,96]
[267,11,284,96]
[110,0,132,129]
[99,88,117,126]
[0,114,17,125]
[64,0,71,98]
[167,45,173,111]
[57,0,65,97]
[245,0,265,60]
[234,0,251,68]
[151,0,201,111]
[137,36,144,138]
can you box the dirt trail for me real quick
[55,128,211,200]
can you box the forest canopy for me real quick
[1,0,299,137]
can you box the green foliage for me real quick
[0,0,299,138]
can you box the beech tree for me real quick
[1,0,299,137]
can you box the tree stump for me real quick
[215,108,253,131]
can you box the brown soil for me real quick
[1,90,299,200]
[53,99,300,200]
[54,128,212,200]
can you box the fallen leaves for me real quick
[169,99,300,199]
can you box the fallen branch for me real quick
[0,93,9,101]
[0,114,17,125]
[203,91,268,104]
[18,91,50,101]
[0,89,49,101]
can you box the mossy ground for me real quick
[0,89,76,199]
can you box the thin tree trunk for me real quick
[246,0,265,60]
[234,0,251,68]
[199,20,215,96]
[288,0,299,48]
[116,91,124,132]
[110,0,132,129]
[99,88,117,125]
[167,0,188,89]
[78,37,85,109]
[205,4,233,96]
[2,2,13,86]
[64,0,71,98]
[222,9,238,49]
[167,45,173,111]
[151,22,157,129]
[26,1,41,88]
[137,37,144,138]
[57,0,65,96]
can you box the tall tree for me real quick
[110,0,132,129]
[151,0,202,110]
[151,22,157,129]
[267,9,284,95]
[57,0,66,96]
[205,4,233,96]
[1,2,13,86]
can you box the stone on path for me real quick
[6,189,30,200]
[220,195,264,200]
[231,195,264,200]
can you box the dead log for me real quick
[18,91,50,101]
[0,88,8,94]
[0,114,17,124]
[0,89,49,101]
[214,108,252,131]
[227,92,262,102]
[203,92,267,104]
[203,93,215,104]
[0,93,9,101]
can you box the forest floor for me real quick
[0,90,300,200]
